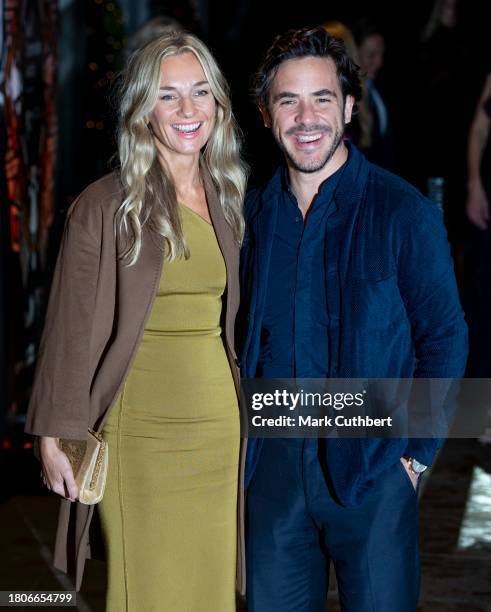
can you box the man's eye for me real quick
[280,99,295,106]
[318,97,331,103]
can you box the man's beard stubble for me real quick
[279,123,344,174]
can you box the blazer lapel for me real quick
[242,175,280,377]
[201,164,240,359]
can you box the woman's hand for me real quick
[466,181,490,230]
[39,436,79,502]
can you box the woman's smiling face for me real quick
[148,52,216,161]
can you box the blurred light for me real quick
[86,120,95,128]
[23,441,33,449]
[96,122,104,130]
[89,62,98,71]
[3,438,12,450]
[457,466,491,549]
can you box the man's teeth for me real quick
[297,133,322,143]
[173,122,201,133]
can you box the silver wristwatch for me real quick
[404,456,428,475]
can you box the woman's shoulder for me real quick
[67,171,124,236]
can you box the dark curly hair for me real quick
[252,26,362,108]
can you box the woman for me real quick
[25,31,247,611]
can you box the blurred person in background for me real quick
[125,14,183,58]
[467,73,491,230]
[352,18,395,169]
[25,31,247,611]
[416,0,472,249]
[422,0,457,41]
[464,71,491,378]
[322,20,373,152]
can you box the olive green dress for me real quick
[99,204,240,612]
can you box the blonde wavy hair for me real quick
[116,31,247,264]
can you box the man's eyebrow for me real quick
[313,88,337,98]
[159,80,209,90]
[272,91,299,102]
[272,88,338,102]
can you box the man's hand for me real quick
[39,436,79,502]
[466,181,490,230]
[400,457,419,491]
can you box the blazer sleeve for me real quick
[395,198,468,378]
[395,196,468,465]
[24,197,102,439]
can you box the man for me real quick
[238,27,468,612]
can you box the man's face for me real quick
[262,56,354,174]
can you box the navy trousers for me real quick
[246,439,420,612]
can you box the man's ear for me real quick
[259,104,272,129]
[344,94,355,125]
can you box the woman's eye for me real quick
[194,89,210,97]
[160,94,176,101]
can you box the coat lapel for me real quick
[201,164,240,360]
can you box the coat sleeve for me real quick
[24,197,102,439]
[395,196,468,465]
[395,197,468,377]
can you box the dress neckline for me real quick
[179,202,213,228]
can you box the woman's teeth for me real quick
[172,122,202,133]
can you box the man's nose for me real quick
[295,100,316,125]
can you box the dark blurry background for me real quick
[1,1,491,608]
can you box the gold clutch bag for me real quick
[59,430,108,505]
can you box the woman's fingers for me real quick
[40,439,79,501]
[50,474,69,498]
[60,460,79,501]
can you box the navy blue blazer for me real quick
[238,144,468,507]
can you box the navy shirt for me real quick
[257,161,346,378]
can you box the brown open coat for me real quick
[24,168,246,594]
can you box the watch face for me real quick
[411,459,427,473]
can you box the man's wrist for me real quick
[402,456,428,475]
